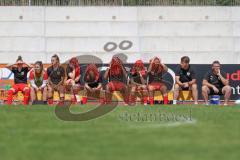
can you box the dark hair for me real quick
[35,61,43,72]
[212,60,221,66]
[51,54,60,62]
[181,56,190,63]
[16,55,23,62]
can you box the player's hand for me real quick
[89,87,94,92]
[85,85,93,92]
[217,69,221,76]
[138,71,142,76]
[212,86,219,93]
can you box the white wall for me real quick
[0,6,239,64]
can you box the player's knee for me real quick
[106,85,113,92]
[161,85,167,92]
[226,85,231,90]
[43,87,48,92]
[174,84,180,91]
[148,85,154,91]
[48,86,53,93]
[224,85,232,93]
[191,84,198,90]
[30,87,35,93]
[131,87,136,93]
[59,86,65,93]
[142,85,147,89]
[202,85,208,93]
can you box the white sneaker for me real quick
[235,99,240,104]
[173,100,177,105]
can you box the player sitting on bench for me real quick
[83,64,103,104]
[29,61,48,104]
[202,61,231,105]
[65,57,81,104]
[6,56,32,105]
[129,60,148,105]
[173,56,198,104]
[104,56,129,104]
[147,57,169,105]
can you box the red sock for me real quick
[58,97,65,106]
[143,97,148,104]
[48,98,53,105]
[129,94,136,104]
[164,95,168,105]
[71,94,77,104]
[7,90,13,105]
[82,96,87,104]
[99,98,105,104]
[123,96,129,104]
[103,98,108,104]
[23,89,30,105]
[149,97,154,105]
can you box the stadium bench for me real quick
[0,90,193,104]
[178,90,193,101]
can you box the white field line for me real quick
[128,119,197,128]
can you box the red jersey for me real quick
[29,70,48,87]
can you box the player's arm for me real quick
[147,60,153,73]
[218,72,229,86]
[57,67,65,86]
[40,73,48,89]
[29,73,38,89]
[202,79,215,89]
[84,83,93,92]
[47,68,53,86]
[188,69,197,85]
[84,83,90,89]
[68,67,75,80]
[48,77,53,86]
[104,68,110,80]
[202,72,217,89]
[188,79,197,85]
[40,80,47,89]
[175,76,184,86]
[96,83,102,90]
[75,73,81,82]
[130,76,140,86]
[139,72,146,85]
[121,65,128,79]
[30,80,38,89]
[56,77,64,87]
[23,62,33,70]
[5,63,17,70]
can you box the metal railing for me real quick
[0,0,239,6]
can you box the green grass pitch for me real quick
[0,104,240,160]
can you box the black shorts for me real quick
[209,88,223,96]
[181,87,190,91]
[88,82,99,88]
